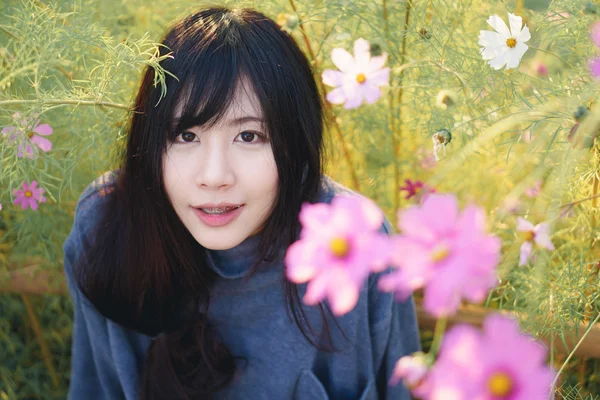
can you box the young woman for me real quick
[63,7,420,400]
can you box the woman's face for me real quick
[163,81,279,250]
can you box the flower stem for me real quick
[21,294,60,390]
[0,98,130,110]
[528,46,575,69]
[386,0,413,210]
[552,311,600,390]
[429,317,448,357]
[288,0,360,191]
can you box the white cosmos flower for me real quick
[478,13,531,70]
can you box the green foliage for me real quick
[2,0,600,397]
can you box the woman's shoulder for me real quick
[78,169,120,206]
[317,175,356,203]
[69,169,120,243]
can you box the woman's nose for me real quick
[195,145,236,189]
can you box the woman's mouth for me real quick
[193,204,245,227]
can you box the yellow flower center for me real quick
[24,190,33,198]
[488,372,514,397]
[330,237,350,258]
[27,131,35,138]
[356,73,367,84]
[430,245,450,262]
[521,230,535,242]
[506,38,517,48]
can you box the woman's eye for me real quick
[177,131,198,143]
[237,131,263,143]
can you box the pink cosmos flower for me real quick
[589,57,600,79]
[591,21,600,48]
[379,194,501,317]
[517,218,554,266]
[1,113,53,158]
[418,314,554,400]
[322,38,390,109]
[399,179,436,201]
[285,195,391,315]
[13,181,46,210]
[389,353,429,389]
[524,179,543,198]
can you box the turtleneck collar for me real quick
[205,231,283,280]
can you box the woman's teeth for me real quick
[200,206,240,214]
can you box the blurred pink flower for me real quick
[379,194,501,317]
[285,195,391,315]
[589,57,600,78]
[13,181,46,210]
[546,11,570,22]
[399,179,436,201]
[2,113,53,158]
[534,61,548,76]
[591,21,600,47]
[389,353,429,390]
[418,314,554,399]
[517,218,555,266]
[322,38,390,109]
[524,179,543,198]
[416,147,438,170]
[521,129,534,143]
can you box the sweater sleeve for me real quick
[369,218,421,400]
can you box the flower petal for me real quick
[326,87,347,105]
[367,53,388,74]
[331,48,355,73]
[362,84,382,105]
[516,217,535,232]
[518,24,531,43]
[534,223,555,250]
[322,69,345,87]
[507,13,524,38]
[487,49,509,70]
[343,89,364,109]
[505,42,528,69]
[478,30,505,48]
[33,124,53,136]
[353,38,371,70]
[327,268,360,315]
[486,14,511,38]
[366,67,390,86]
[519,241,533,266]
[303,273,330,305]
[29,198,39,210]
[31,135,53,152]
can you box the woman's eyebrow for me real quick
[227,116,265,126]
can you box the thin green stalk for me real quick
[429,317,448,357]
[288,0,360,191]
[551,311,600,390]
[528,46,575,69]
[0,98,130,110]
[387,0,413,210]
[21,294,60,390]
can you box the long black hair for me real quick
[72,6,335,399]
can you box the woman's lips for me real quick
[193,204,244,227]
